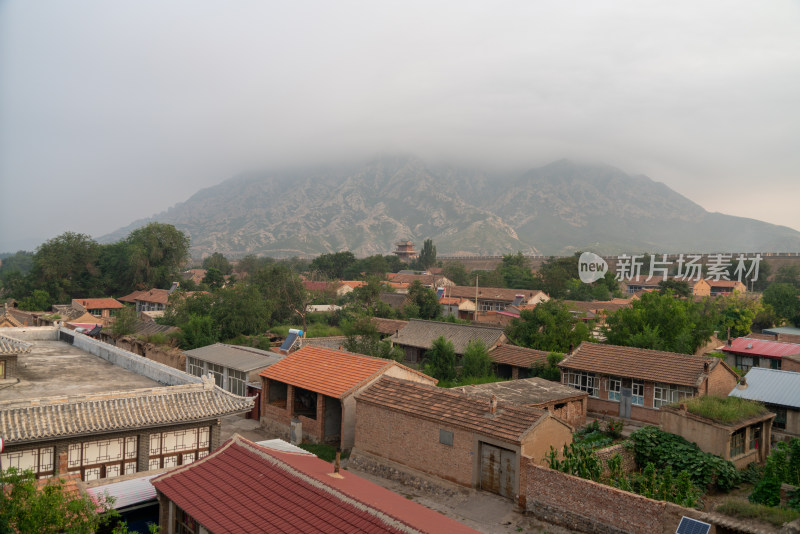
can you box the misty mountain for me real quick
[100,156,800,257]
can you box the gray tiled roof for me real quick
[0,377,253,444]
[390,319,506,354]
[729,368,800,409]
[185,343,285,372]
[0,334,32,354]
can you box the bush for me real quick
[717,498,800,526]
[629,426,740,492]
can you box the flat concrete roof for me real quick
[0,340,160,402]
[457,377,588,406]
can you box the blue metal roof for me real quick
[729,367,800,409]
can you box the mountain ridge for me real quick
[99,156,800,258]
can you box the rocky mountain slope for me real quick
[100,156,800,257]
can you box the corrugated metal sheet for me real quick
[86,474,159,509]
[186,343,285,372]
[722,337,800,358]
[729,368,800,409]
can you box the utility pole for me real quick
[474,274,479,321]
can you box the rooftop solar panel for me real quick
[676,517,711,534]
[280,333,298,352]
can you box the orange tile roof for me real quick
[340,281,367,289]
[489,344,550,368]
[447,286,546,302]
[74,298,124,310]
[259,346,395,398]
[358,377,547,443]
[559,342,722,387]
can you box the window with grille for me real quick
[653,383,693,409]
[208,363,224,388]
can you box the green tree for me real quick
[126,223,190,289]
[346,276,385,315]
[202,252,233,275]
[0,468,119,533]
[763,283,800,326]
[658,279,692,298]
[29,232,101,302]
[310,251,357,280]
[180,314,218,349]
[202,267,225,290]
[342,316,404,361]
[418,239,437,270]
[530,352,564,381]
[111,306,138,340]
[499,252,539,289]
[469,268,507,289]
[714,294,762,339]
[236,254,274,276]
[250,264,308,326]
[424,336,457,382]
[461,339,493,379]
[538,255,580,298]
[406,281,441,320]
[441,261,470,286]
[17,289,52,311]
[774,265,800,289]
[211,285,272,340]
[602,291,715,354]
[505,300,593,353]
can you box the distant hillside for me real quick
[100,156,800,257]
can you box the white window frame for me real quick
[632,381,644,406]
[653,383,693,409]
[608,378,621,402]
[187,357,204,377]
[228,369,247,397]
[564,371,598,398]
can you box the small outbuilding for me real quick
[0,332,31,381]
[457,377,588,427]
[354,377,573,500]
[660,396,774,469]
[729,367,800,440]
[185,343,285,397]
[259,346,436,449]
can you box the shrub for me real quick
[717,498,799,526]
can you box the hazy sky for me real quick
[2,1,799,252]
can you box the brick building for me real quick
[259,346,436,449]
[185,343,285,396]
[720,337,800,372]
[729,367,800,440]
[559,342,740,424]
[660,400,774,469]
[389,319,507,363]
[72,298,124,323]
[0,376,253,482]
[354,377,573,499]
[457,377,588,428]
[151,434,479,533]
[488,344,550,379]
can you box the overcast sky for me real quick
[2,1,799,252]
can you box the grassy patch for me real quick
[673,395,768,425]
[271,324,343,338]
[298,443,350,463]
[716,497,800,526]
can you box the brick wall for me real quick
[117,338,185,371]
[705,363,738,396]
[354,401,476,487]
[260,380,326,444]
[546,397,586,427]
[522,462,712,534]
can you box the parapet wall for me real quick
[62,327,199,386]
[0,326,60,341]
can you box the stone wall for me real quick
[593,443,637,478]
[348,448,463,498]
[116,337,185,371]
[522,462,713,534]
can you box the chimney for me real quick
[739,376,748,388]
[703,361,710,373]
[568,343,574,355]
[58,451,68,475]
[334,449,341,474]
[338,345,343,351]
[679,403,687,413]
[490,394,497,415]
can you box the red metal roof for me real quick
[259,346,394,398]
[721,337,800,359]
[151,435,478,534]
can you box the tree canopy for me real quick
[505,300,593,353]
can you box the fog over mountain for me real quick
[100,156,800,258]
